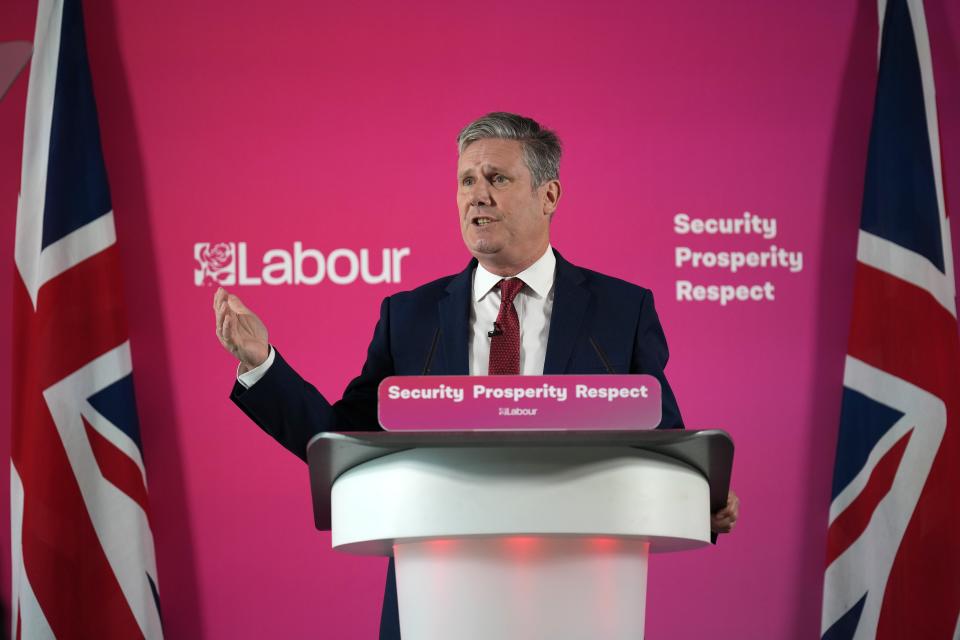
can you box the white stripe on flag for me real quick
[42,342,163,640]
[14,0,62,309]
[11,463,56,640]
[822,356,946,637]
[856,230,957,316]
[904,0,955,306]
[13,0,117,309]
[37,210,117,293]
[82,395,148,485]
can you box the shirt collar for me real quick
[473,245,556,302]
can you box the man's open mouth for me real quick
[472,216,496,226]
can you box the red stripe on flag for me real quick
[32,246,130,389]
[825,429,911,566]
[13,267,144,638]
[82,416,152,523]
[847,263,960,638]
[848,263,960,400]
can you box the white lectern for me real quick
[307,429,733,640]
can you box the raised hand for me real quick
[214,287,270,373]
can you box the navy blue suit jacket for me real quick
[231,249,683,638]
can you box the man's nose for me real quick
[470,181,493,207]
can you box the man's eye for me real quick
[493,175,507,184]
[462,177,475,186]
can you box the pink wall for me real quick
[2,0,960,637]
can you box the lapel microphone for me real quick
[421,327,441,375]
[589,336,616,374]
[487,322,503,338]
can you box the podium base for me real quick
[395,536,649,640]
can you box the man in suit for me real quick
[215,112,739,639]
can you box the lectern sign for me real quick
[378,375,662,431]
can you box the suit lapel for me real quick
[437,260,474,375]
[543,251,590,374]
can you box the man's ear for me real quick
[541,180,562,216]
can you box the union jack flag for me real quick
[11,0,162,637]
[821,0,960,638]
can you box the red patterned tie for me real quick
[488,278,525,375]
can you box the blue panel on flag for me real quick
[821,594,866,640]
[41,0,112,250]
[831,387,903,500]
[88,374,142,451]
[859,0,943,271]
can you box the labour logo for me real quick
[192,241,412,286]
[194,242,236,286]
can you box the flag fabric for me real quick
[11,0,162,638]
[0,41,33,102]
[821,0,960,638]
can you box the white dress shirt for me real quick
[238,246,557,386]
[469,246,556,375]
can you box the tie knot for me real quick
[499,278,524,304]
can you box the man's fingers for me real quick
[221,313,236,348]
[710,490,740,534]
[216,296,234,339]
[216,310,230,347]
[711,512,735,533]
[213,287,227,311]
[222,304,244,340]
[713,511,734,525]
[226,293,249,315]
[712,510,733,526]
[213,287,267,365]
[214,288,250,320]
[214,288,236,341]
[725,492,740,519]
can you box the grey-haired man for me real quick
[215,112,738,639]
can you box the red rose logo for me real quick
[194,242,236,286]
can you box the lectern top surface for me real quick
[306,429,733,531]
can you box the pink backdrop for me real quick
[3,0,960,637]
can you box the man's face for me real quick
[457,138,560,275]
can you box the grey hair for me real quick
[456,112,561,188]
